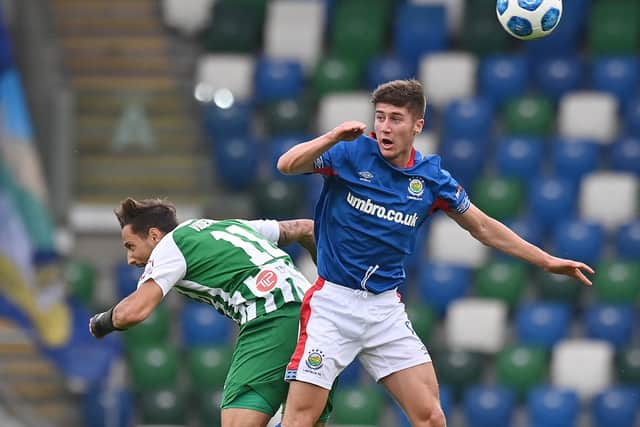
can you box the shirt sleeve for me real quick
[312,142,347,176]
[138,234,187,296]
[432,160,471,215]
[243,219,280,244]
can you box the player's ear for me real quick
[148,227,163,243]
[414,118,424,134]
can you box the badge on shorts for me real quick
[305,349,325,370]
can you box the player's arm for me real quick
[278,219,316,264]
[277,121,367,175]
[89,280,163,339]
[446,203,595,286]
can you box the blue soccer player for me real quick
[276,79,594,427]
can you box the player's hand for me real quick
[89,314,102,339]
[545,257,595,287]
[330,121,367,142]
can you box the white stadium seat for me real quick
[428,215,489,267]
[264,0,326,71]
[317,92,373,135]
[161,0,215,36]
[414,131,439,155]
[419,52,477,109]
[579,172,639,230]
[446,298,508,353]
[551,339,614,400]
[558,91,618,144]
[194,54,255,102]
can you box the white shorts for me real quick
[285,278,431,389]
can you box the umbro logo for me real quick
[358,171,374,182]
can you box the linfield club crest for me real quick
[408,177,424,200]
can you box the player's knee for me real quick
[281,412,316,427]
[410,403,446,427]
[428,406,446,427]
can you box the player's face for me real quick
[374,103,424,167]
[121,225,156,268]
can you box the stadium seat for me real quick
[394,4,448,66]
[527,386,580,427]
[202,101,253,139]
[195,54,255,102]
[592,261,640,304]
[264,0,326,71]
[405,302,436,345]
[139,388,186,425]
[474,259,527,308]
[460,0,511,54]
[254,57,304,103]
[181,301,233,347]
[558,91,618,144]
[264,98,312,136]
[129,344,179,391]
[365,55,415,92]
[624,98,640,136]
[268,135,311,181]
[123,303,170,350]
[516,302,571,349]
[463,385,516,427]
[591,56,639,107]
[161,0,214,36]
[442,97,494,140]
[419,52,477,109]
[528,176,576,231]
[312,56,361,98]
[331,386,384,426]
[316,92,372,134]
[472,177,524,221]
[82,386,133,427]
[611,136,640,174]
[551,339,614,400]
[592,386,640,427]
[410,0,465,36]
[417,262,471,316]
[579,172,639,230]
[115,262,141,300]
[446,298,507,353]
[64,259,96,307]
[551,138,600,184]
[536,270,583,304]
[428,216,490,268]
[616,345,640,385]
[433,349,484,398]
[197,390,223,427]
[478,55,528,107]
[252,178,305,219]
[534,55,583,100]
[187,345,233,391]
[211,136,260,191]
[502,95,554,136]
[615,221,640,260]
[495,136,544,181]
[439,137,485,189]
[504,216,544,248]
[588,0,640,55]
[206,0,263,53]
[496,345,548,399]
[584,304,634,349]
[552,219,604,265]
[338,359,363,388]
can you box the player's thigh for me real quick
[221,407,272,427]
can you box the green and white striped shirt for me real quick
[138,219,312,325]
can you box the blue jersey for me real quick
[311,135,470,293]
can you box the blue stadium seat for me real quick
[592,386,640,427]
[495,136,544,181]
[339,359,362,387]
[254,57,304,103]
[0,9,12,72]
[202,101,253,140]
[181,301,233,347]
[393,4,447,66]
[366,55,415,92]
[115,262,141,299]
[418,262,471,316]
[212,136,259,191]
[478,55,528,106]
[504,216,544,248]
[268,135,311,182]
[528,177,576,231]
[611,136,640,174]
[552,220,604,265]
[516,302,571,349]
[83,386,133,427]
[584,304,634,349]
[442,97,495,140]
[534,55,583,100]
[615,220,640,260]
[551,138,600,184]
[439,137,486,189]
[303,173,325,217]
[623,98,640,136]
[528,386,580,427]
[591,56,639,108]
[463,385,516,427]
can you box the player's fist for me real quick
[331,121,367,142]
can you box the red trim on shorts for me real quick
[287,277,325,371]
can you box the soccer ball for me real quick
[496,0,563,40]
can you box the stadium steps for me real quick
[51,0,208,207]
[0,319,83,427]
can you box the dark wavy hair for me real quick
[114,197,178,236]
[371,79,426,120]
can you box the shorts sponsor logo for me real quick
[305,349,324,370]
[255,269,277,292]
[346,192,419,227]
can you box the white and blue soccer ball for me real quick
[496,0,563,40]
